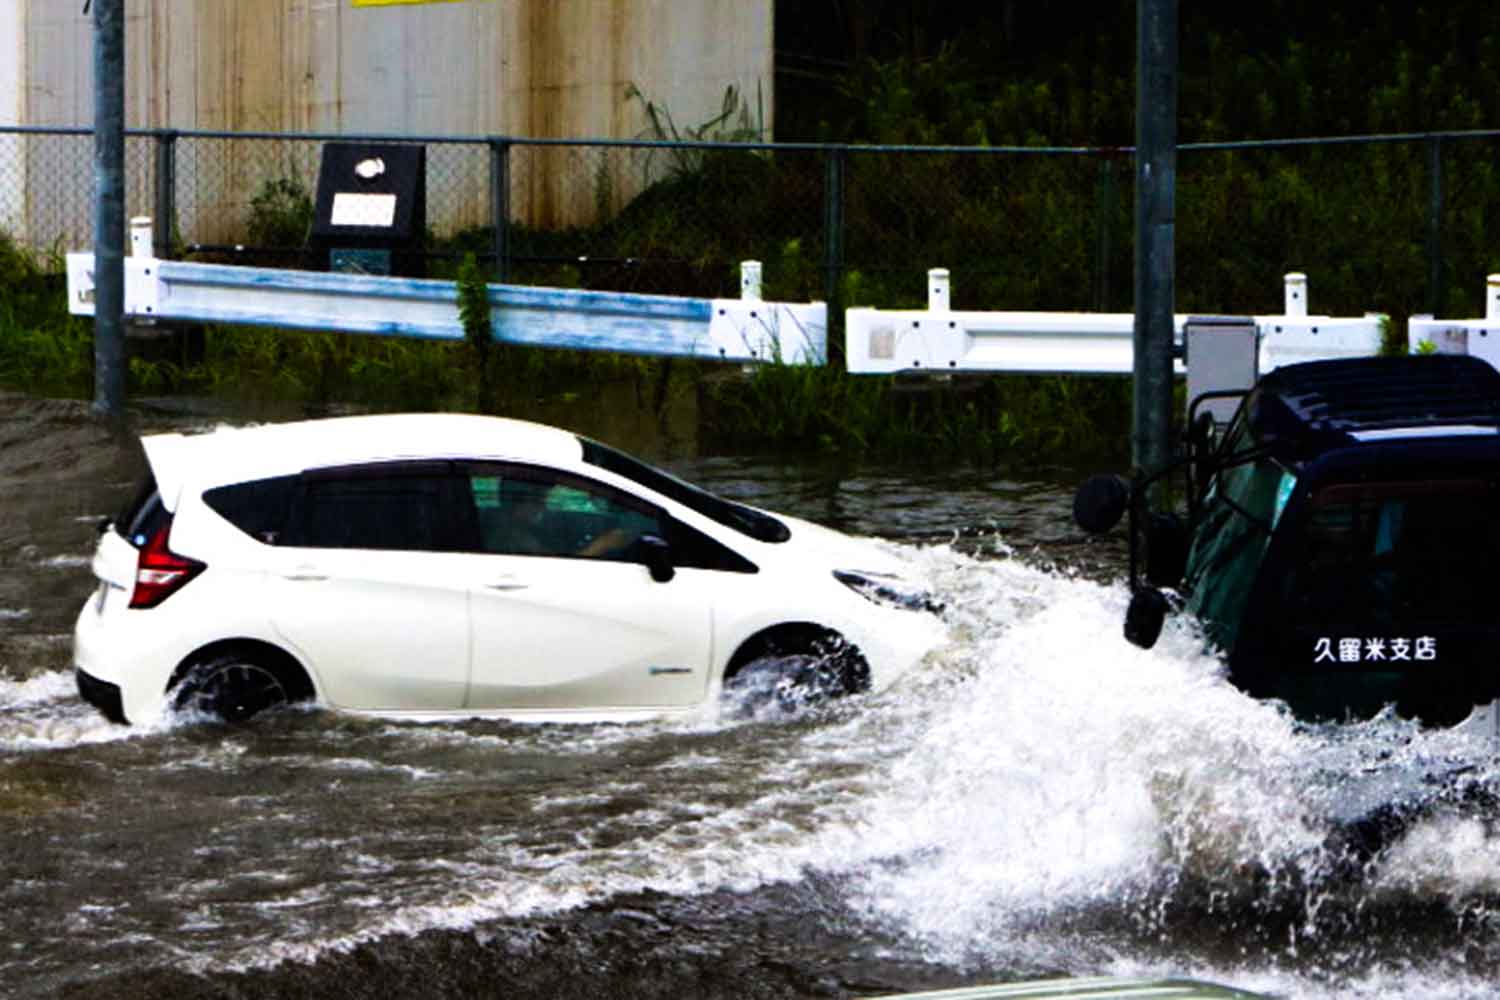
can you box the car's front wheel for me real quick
[722,626,869,718]
[172,652,296,723]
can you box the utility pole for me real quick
[92,0,126,419]
[1133,0,1177,488]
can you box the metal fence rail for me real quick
[4,125,1500,327]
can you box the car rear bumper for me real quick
[75,666,128,725]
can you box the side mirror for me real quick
[1124,587,1168,649]
[638,534,675,583]
[1073,474,1130,535]
[1144,512,1189,588]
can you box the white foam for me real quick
[37,554,90,569]
[15,541,1500,996]
[0,668,186,750]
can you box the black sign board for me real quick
[310,142,427,277]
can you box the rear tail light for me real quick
[130,516,205,609]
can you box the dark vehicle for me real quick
[1077,354,1500,726]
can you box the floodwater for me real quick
[4,392,1500,999]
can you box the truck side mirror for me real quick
[1144,513,1189,588]
[1073,474,1129,534]
[1124,588,1168,648]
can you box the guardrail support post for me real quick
[928,268,950,312]
[91,0,126,420]
[1133,0,1178,492]
[1284,272,1308,317]
[740,260,762,301]
[489,138,511,283]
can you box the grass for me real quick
[0,225,1141,467]
[0,233,95,397]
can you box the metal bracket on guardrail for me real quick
[1407,274,1500,370]
[845,269,1385,376]
[65,221,826,366]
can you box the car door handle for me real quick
[483,576,530,591]
[282,567,328,582]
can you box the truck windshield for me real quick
[1183,457,1296,653]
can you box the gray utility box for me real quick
[1184,315,1259,425]
[310,142,427,278]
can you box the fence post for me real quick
[823,145,847,367]
[489,138,511,283]
[91,0,126,420]
[153,129,177,259]
[1426,134,1445,316]
[1094,154,1117,312]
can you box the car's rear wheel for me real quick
[172,652,294,723]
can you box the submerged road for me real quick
[2,395,1499,999]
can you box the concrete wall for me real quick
[7,0,773,245]
[0,0,23,238]
[0,0,20,126]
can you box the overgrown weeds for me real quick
[701,361,1131,464]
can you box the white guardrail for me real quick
[66,219,827,366]
[845,269,1385,375]
[1408,275,1500,368]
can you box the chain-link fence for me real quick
[3,125,1500,322]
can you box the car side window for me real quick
[463,464,658,562]
[203,475,298,545]
[282,464,467,552]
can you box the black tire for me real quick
[722,630,869,718]
[172,653,293,723]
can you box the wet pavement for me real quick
[4,393,1500,999]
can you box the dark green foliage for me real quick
[11,5,1500,460]
[702,364,1131,464]
[457,253,496,411]
[247,176,314,249]
[0,232,93,396]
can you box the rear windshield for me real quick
[1283,480,1500,627]
[579,438,790,543]
[115,473,166,548]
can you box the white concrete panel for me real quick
[0,0,22,126]
[13,0,774,236]
[0,0,22,240]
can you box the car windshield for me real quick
[579,438,790,543]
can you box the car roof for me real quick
[1252,355,1500,461]
[142,413,583,506]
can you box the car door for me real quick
[262,462,474,712]
[458,463,716,711]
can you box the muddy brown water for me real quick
[4,393,1500,1000]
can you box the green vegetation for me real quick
[9,5,1500,463]
[0,232,94,397]
[247,175,314,249]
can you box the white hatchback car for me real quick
[74,413,945,725]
